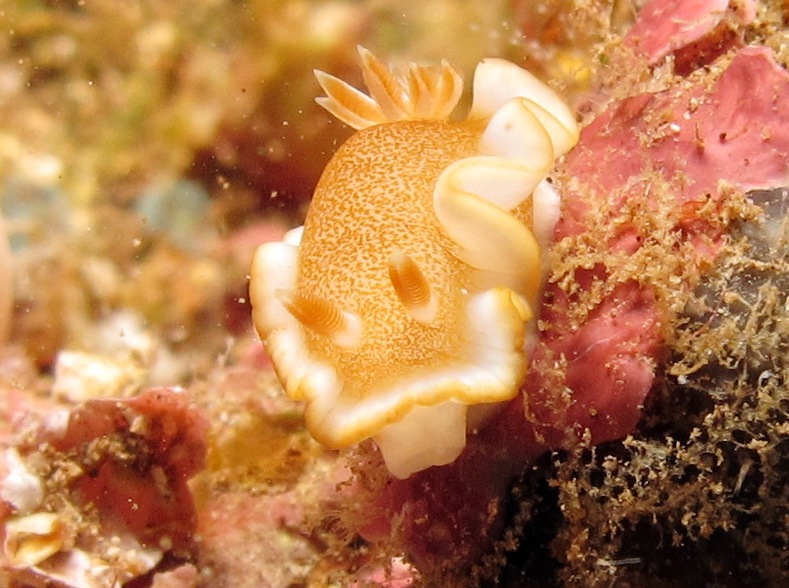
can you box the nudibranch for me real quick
[250,47,578,478]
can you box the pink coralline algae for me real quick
[624,0,758,67]
[0,387,208,587]
[56,389,207,552]
[567,47,789,207]
[361,42,789,578]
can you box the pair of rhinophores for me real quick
[250,47,578,478]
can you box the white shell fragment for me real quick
[0,449,44,514]
[4,512,66,567]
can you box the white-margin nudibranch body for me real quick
[250,47,578,478]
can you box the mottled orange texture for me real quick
[299,121,480,390]
[250,47,578,478]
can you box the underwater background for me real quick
[0,1,788,586]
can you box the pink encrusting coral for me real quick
[360,42,789,577]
